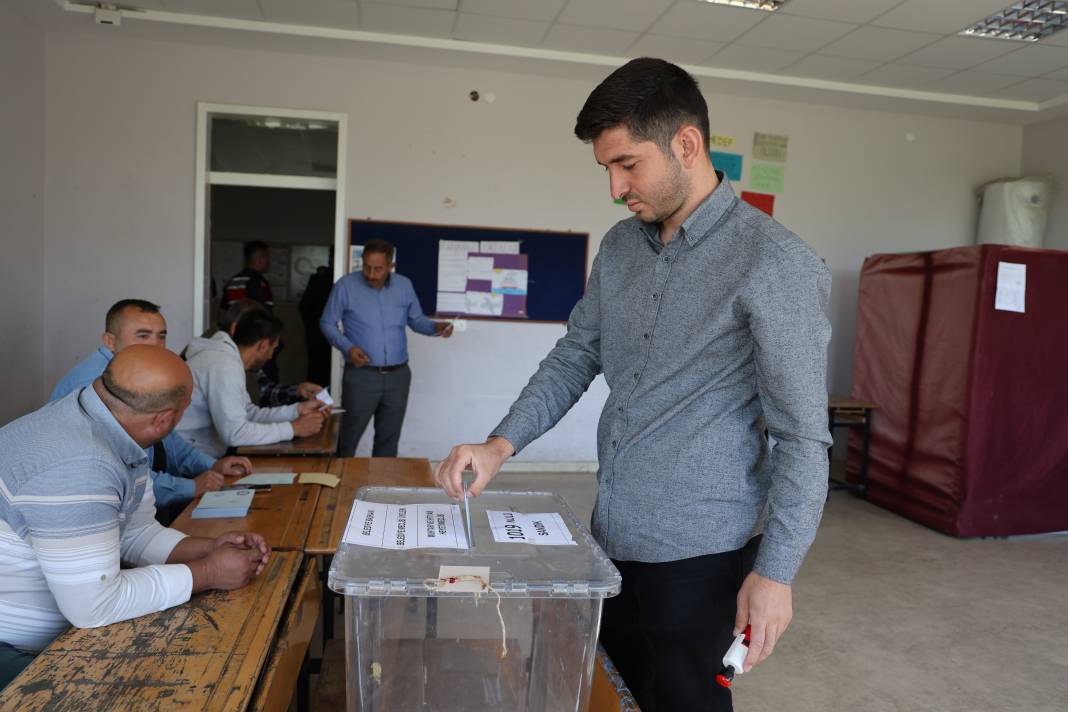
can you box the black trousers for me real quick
[338,364,412,457]
[600,536,761,712]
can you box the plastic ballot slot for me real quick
[330,487,621,711]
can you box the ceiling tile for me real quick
[783,54,883,81]
[779,0,902,24]
[626,34,727,65]
[259,0,359,29]
[995,77,1068,101]
[898,35,1021,70]
[734,13,857,53]
[160,0,262,18]
[922,71,1023,96]
[855,63,957,88]
[703,43,805,72]
[362,0,456,9]
[649,3,766,43]
[460,0,565,22]
[872,0,1022,34]
[821,26,941,62]
[453,13,549,46]
[360,3,456,37]
[973,45,1068,77]
[541,24,640,56]
[557,0,674,33]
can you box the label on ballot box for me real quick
[342,500,469,550]
[486,510,576,546]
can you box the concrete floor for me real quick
[493,471,1068,712]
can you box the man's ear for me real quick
[149,409,177,440]
[675,125,705,170]
[101,331,117,352]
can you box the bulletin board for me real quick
[349,219,590,323]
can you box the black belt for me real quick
[366,362,407,373]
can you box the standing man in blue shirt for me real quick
[435,58,831,711]
[52,299,253,510]
[320,240,454,457]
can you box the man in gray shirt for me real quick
[436,57,831,711]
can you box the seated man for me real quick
[51,299,252,509]
[0,346,271,689]
[179,310,326,457]
[214,299,323,407]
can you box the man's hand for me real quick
[193,470,225,496]
[735,571,793,672]
[434,436,514,499]
[298,400,326,416]
[212,456,252,477]
[212,532,271,576]
[297,382,323,400]
[292,410,325,437]
[435,321,454,338]
[198,544,265,591]
[347,346,370,366]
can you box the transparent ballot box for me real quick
[329,487,622,711]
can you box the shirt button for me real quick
[611,440,617,447]
[643,333,649,340]
[633,372,639,379]
[652,293,659,299]
[663,256,671,262]
[617,406,623,413]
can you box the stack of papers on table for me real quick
[191,489,255,519]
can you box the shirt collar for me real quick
[78,382,149,468]
[97,346,115,362]
[637,171,737,249]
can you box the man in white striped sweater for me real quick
[0,345,271,689]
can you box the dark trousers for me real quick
[0,641,35,690]
[600,537,761,712]
[338,364,412,457]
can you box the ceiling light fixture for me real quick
[696,0,787,11]
[960,0,1068,42]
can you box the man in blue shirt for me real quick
[320,240,453,456]
[51,299,253,508]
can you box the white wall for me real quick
[0,4,45,426]
[1021,116,1068,251]
[42,32,1022,460]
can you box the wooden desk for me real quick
[305,457,434,556]
[236,412,341,457]
[305,457,433,641]
[828,396,878,496]
[0,551,304,712]
[171,457,334,551]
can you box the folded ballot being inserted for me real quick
[191,489,255,519]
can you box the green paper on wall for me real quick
[750,164,785,194]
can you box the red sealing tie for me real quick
[715,673,732,689]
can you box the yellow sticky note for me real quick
[710,134,736,149]
[299,472,340,488]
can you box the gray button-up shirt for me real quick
[492,175,831,584]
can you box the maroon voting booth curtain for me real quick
[847,244,1068,536]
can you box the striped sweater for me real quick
[0,386,192,652]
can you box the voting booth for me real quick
[329,487,621,711]
[848,244,1068,536]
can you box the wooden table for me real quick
[0,551,305,712]
[305,457,434,556]
[235,412,341,457]
[828,396,878,496]
[171,457,336,551]
[305,457,434,641]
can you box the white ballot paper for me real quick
[316,388,334,406]
[343,501,469,549]
[487,511,576,546]
[994,261,1026,313]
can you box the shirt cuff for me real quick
[163,563,195,607]
[141,526,189,566]
[490,412,539,455]
[752,538,804,585]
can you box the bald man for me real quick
[0,346,271,689]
